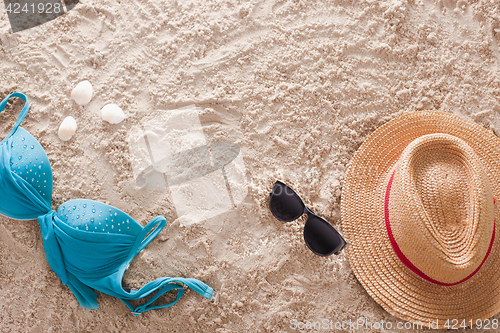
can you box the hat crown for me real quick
[389,133,495,284]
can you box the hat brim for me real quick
[341,111,500,328]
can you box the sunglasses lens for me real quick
[270,182,304,222]
[303,216,343,256]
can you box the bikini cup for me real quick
[0,93,52,219]
[0,93,214,315]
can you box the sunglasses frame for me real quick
[269,180,348,256]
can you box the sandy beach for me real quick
[2,0,500,332]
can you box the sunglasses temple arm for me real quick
[335,236,350,255]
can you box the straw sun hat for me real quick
[341,111,500,328]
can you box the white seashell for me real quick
[58,116,78,141]
[71,80,93,106]
[101,104,125,124]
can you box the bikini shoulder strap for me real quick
[0,92,29,142]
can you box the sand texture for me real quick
[2,0,500,332]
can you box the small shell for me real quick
[58,116,78,141]
[71,80,93,106]
[101,104,125,124]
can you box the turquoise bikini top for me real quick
[0,93,214,315]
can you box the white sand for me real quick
[1,0,500,332]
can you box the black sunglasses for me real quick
[269,181,348,256]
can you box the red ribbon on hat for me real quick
[385,171,495,286]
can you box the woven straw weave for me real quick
[342,111,500,328]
